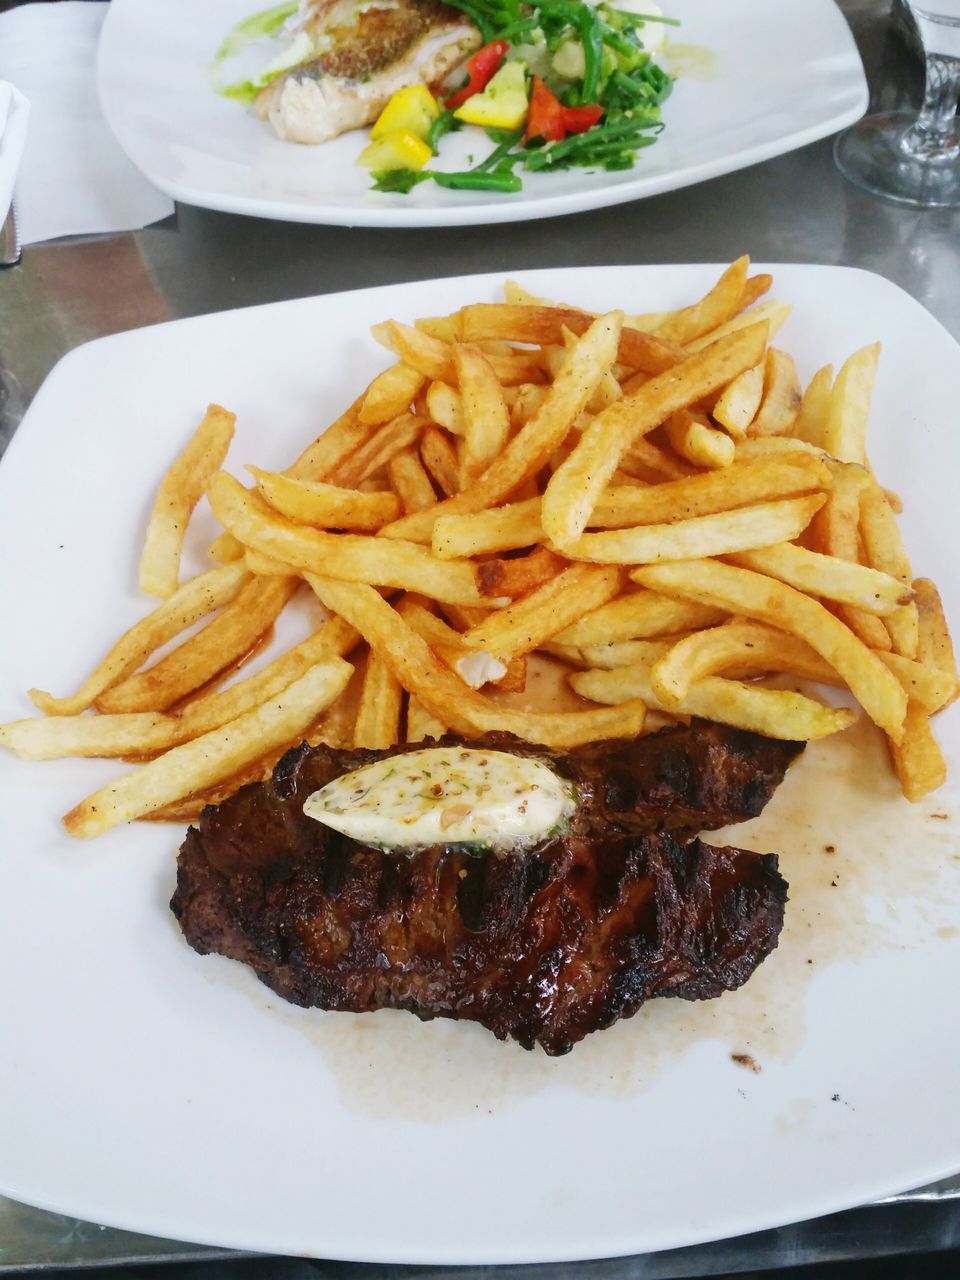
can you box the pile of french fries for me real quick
[1,257,956,839]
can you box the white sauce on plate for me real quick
[303,747,578,851]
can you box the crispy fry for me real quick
[683,299,791,353]
[541,322,768,549]
[328,412,426,488]
[914,578,959,700]
[727,543,912,616]
[248,467,401,530]
[572,663,856,740]
[793,363,834,447]
[400,599,507,688]
[353,650,403,748]
[28,562,252,717]
[419,425,461,496]
[308,575,647,747]
[655,256,751,345]
[62,659,353,838]
[823,343,880,465]
[140,404,235,599]
[477,547,566,598]
[888,701,947,802]
[748,349,801,437]
[711,363,764,439]
[553,590,726,647]
[859,479,918,658]
[387,448,437,514]
[878,652,958,715]
[406,696,446,742]
[463,564,622,658]
[207,471,486,605]
[454,344,512,481]
[379,311,623,544]
[424,380,464,434]
[359,362,425,425]
[374,320,543,386]
[631,559,907,740]
[559,494,825,566]
[97,574,298,714]
[0,711,180,761]
[456,303,679,375]
[664,409,736,468]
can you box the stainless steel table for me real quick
[1,0,958,1272]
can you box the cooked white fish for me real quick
[255,0,480,144]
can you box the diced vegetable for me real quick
[524,76,602,143]
[370,85,441,143]
[358,129,433,172]
[445,40,511,109]
[453,61,529,130]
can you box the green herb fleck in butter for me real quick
[303,747,577,852]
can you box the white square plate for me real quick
[0,265,958,1264]
[97,0,867,227]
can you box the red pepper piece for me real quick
[445,40,511,109]
[524,76,603,143]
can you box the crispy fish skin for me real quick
[255,0,481,144]
[171,725,798,1054]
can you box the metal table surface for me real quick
[1,0,958,1274]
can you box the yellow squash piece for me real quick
[358,128,433,172]
[370,85,441,143]
[454,61,528,130]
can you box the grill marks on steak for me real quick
[171,723,799,1054]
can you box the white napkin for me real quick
[0,2,174,246]
[0,80,29,238]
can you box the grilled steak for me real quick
[172,723,799,1054]
[255,0,480,144]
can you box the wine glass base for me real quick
[834,110,960,208]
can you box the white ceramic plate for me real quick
[1,265,958,1265]
[97,0,867,227]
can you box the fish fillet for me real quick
[255,0,480,144]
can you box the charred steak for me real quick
[171,723,799,1054]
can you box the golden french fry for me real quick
[456,303,679,375]
[0,711,179,761]
[248,467,401,530]
[664,409,736,468]
[546,637,676,669]
[406,696,446,742]
[353,650,403,748]
[454,344,511,481]
[424,380,464,434]
[648,621,837,706]
[793,363,834,447]
[387,448,438,514]
[823,342,880,464]
[631,559,907,740]
[308,575,647,747]
[477,547,566,598]
[432,499,542,558]
[572,663,856,740]
[463,565,622,658]
[207,471,486,605]
[888,701,947,801]
[735,437,829,462]
[878,651,958,715]
[541,322,768,549]
[374,320,543,386]
[683,299,791,353]
[62,659,353,838]
[97,574,298,714]
[414,314,460,342]
[287,394,372,482]
[711,363,764,439]
[748,349,801,437]
[28,562,251,717]
[914,578,959,700]
[558,494,825,566]
[379,311,623,544]
[140,404,235,599]
[655,256,751,345]
[328,412,426,489]
[727,543,912,616]
[618,437,696,483]
[859,479,918,657]
[400,600,507,688]
[553,590,726,647]
[420,425,461,496]
[359,362,425,425]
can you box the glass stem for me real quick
[901,53,960,163]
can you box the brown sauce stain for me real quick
[731,1052,762,1074]
[185,696,960,1122]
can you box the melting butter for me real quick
[303,747,577,852]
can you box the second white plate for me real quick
[97,0,867,227]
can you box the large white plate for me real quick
[97,0,867,227]
[1,265,958,1265]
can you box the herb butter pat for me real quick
[303,747,577,852]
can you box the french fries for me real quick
[2,260,953,837]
